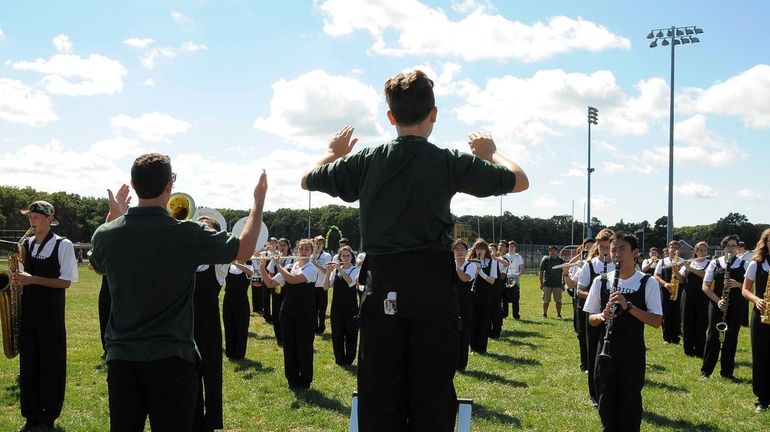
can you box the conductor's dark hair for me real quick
[384,70,435,126]
[610,232,639,251]
[131,153,172,199]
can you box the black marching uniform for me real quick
[656,256,683,344]
[591,272,659,432]
[193,264,226,431]
[701,255,745,378]
[329,265,360,366]
[279,262,318,389]
[748,258,770,407]
[490,258,507,339]
[314,251,331,334]
[222,263,252,360]
[470,258,497,353]
[578,258,614,406]
[20,233,76,429]
[681,259,710,357]
[456,261,476,371]
[98,275,111,355]
[269,258,294,345]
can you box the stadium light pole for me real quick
[647,25,703,243]
[586,106,598,238]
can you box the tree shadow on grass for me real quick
[645,379,687,393]
[642,411,724,432]
[460,369,527,388]
[500,329,545,339]
[484,352,541,366]
[290,388,349,415]
[473,403,521,427]
[229,358,274,380]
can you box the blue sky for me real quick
[0,0,768,229]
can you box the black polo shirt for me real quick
[306,135,516,255]
[90,206,240,362]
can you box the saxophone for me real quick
[761,261,770,325]
[669,250,680,301]
[715,253,734,343]
[0,227,34,359]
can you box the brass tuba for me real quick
[167,192,196,221]
[0,227,34,358]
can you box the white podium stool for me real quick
[349,392,473,432]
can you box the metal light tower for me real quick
[586,106,598,238]
[647,25,703,243]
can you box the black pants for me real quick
[576,308,588,371]
[502,284,520,319]
[457,286,474,371]
[262,287,273,323]
[751,311,770,405]
[98,275,111,354]
[661,287,681,343]
[489,279,505,338]
[586,322,601,402]
[107,357,198,432]
[470,283,492,353]
[357,251,459,432]
[315,287,328,333]
[595,351,645,432]
[223,288,250,359]
[702,302,741,377]
[330,306,358,365]
[280,308,316,388]
[20,288,66,428]
[272,291,284,342]
[681,288,708,357]
[251,284,263,313]
[194,303,224,430]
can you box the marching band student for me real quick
[261,239,318,390]
[323,245,360,366]
[260,237,278,323]
[741,228,770,412]
[563,237,594,373]
[504,241,524,320]
[193,215,230,431]
[654,240,686,344]
[267,239,295,346]
[469,239,499,354]
[680,241,710,358]
[332,237,349,262]
[222,260,254,360]
[586,232,662,432]
[311,236,332,334]
[453,239,477,371]
[641,247,659,276]
[490,241,510,338]
[575,228,614,407]
[13,201,79,432]
[701,235,747,379]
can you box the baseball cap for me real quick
[21,200,59,226]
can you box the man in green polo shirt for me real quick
[302,70,528,432]
[90,153,267,431]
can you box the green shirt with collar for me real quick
[90,206,240,363]
[306,135,516,255]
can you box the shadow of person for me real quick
[642,411,724,432]
[290,388,349,415]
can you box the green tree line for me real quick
[1,186,766,252]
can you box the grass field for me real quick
[0,268,766,431]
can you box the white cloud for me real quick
[533,196,558,208]
[450,0,493,14]
[738,189,763,202]
[0,26,4,41]
[254,69,387,147]
[0,78,58,126]
[409,62,462,96]
[53,34,72,53]
[590,195,616,211]
[630,164,657,175]
[602,161,624,174]
[181,41,207,52]
[319,0,630,62]
[110,112,192,142]
[11,36,126,96]
[682,64,770,128]
[674,182,718,199]
[143,78,155,87]
[171,10,192,24]
[137,42,207,69]
[563,168,584,177]
[124,38,155,48]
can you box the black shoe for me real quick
[557,315,563,320]
[700,371,710,379]
[513,315,521,320]
[590,398,599,408]
[756,403,768,413]
[721,373,738,382]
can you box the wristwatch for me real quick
[625,301,635,312]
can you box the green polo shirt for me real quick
[306,135,516,255]
[90,206,239,362]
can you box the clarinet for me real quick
[715,253,734,344]
[598,260,622,360]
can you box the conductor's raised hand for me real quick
[106,184,132,222]
[254,170,268,204]
[468,132,497,162]
[328,126,358,159]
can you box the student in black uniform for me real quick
[192,215,230,431]
[302,69,528,431]
[654,240,686,344]
[13,201,79,432]
[701,234,746,379]
[680,241,710,357]
[563,237,595,373]
[641,247,659,276]
[468,239,498,354]
[323,245,360,366]
[267,238,295,346]
[503,240,524,320]
[489,241,509,339]
[261,237,278,323]
[453,239,477,371]
[585,232,662,432]
[311,236,332,334]
[741,228,770,412]
[222,260,254,360]
[261,239,318,389]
